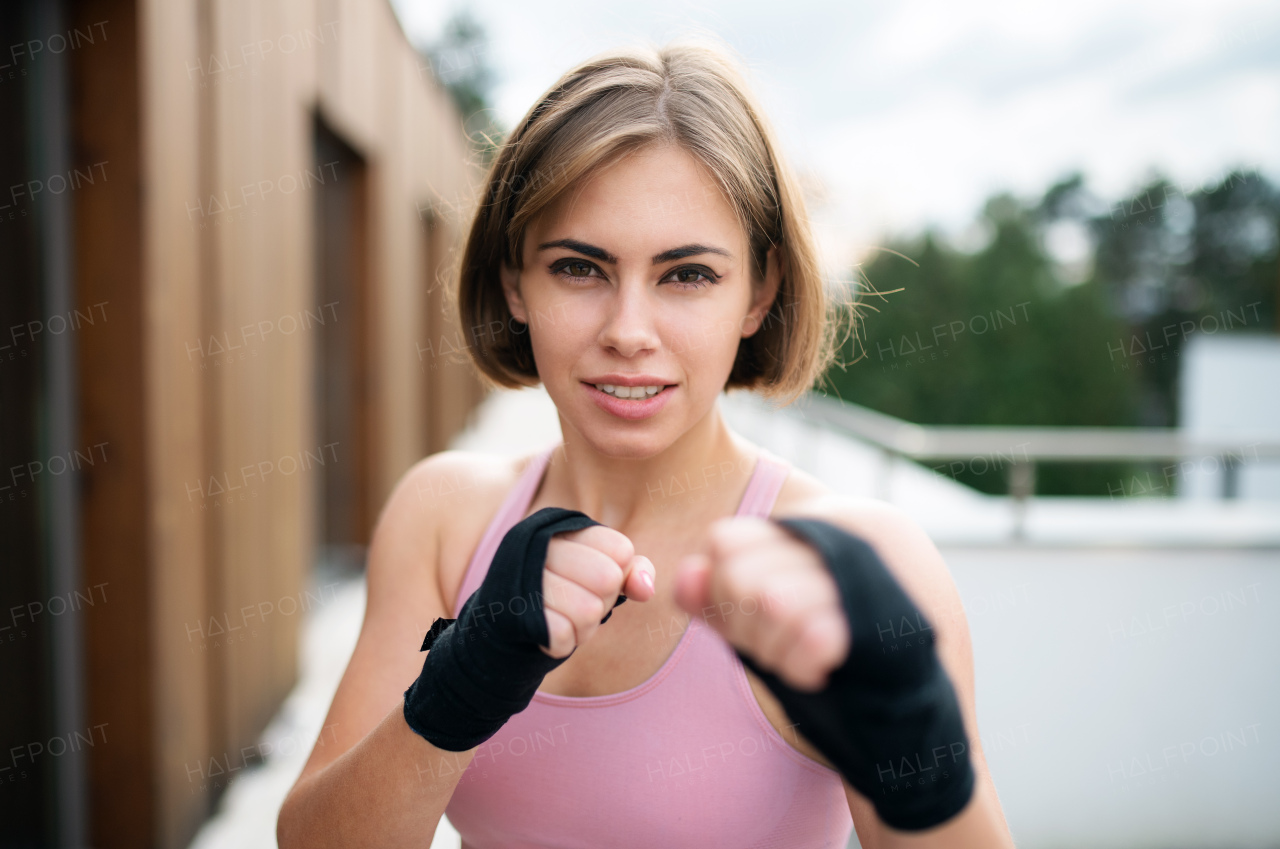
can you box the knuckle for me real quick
[717,569,752,603]
[578,549,623,597]
[555,583,602,631]
[797,619,829,657]
[543,539,568,572]
[607,529,635,563]
[758,577,797,614]
[577,589,607,625]
[780,610,812,646]
[541,570,564,598]
[602,558,626,593]
[545,611,574,653]
[706,521,738,557]
[710,516,767,553]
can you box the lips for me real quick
[593,383,663,399]
[582,374,674,387]
[581,380,675,421]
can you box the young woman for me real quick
[279,40,1015,849]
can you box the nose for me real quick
[597,279,660,358]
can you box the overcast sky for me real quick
[390,0,1280,279]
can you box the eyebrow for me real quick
[536,238,732,266]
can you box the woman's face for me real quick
[501,143,780,459]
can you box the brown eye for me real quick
[551,259,599,281]
[665,266,718,289]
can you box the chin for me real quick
[568,420,674,460]
[552,401,672,460]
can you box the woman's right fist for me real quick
[541,526,656,658]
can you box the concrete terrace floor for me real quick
[187,388,1280,849]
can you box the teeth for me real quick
[595,384,663,399]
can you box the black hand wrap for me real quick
[403,506,625,751]
[734,518,975,831]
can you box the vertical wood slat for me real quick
[197,0,229,806]
[139,0,211,844]
[423,211,488,456]
[314,117,373,554]
[69,0,151,846]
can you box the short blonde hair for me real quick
[455,38,846,404]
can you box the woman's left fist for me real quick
[674,516,851,692]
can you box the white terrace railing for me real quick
[769,392,1280,539]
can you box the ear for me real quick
[741,243,782,338]
[500,260,529,324]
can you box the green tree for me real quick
[420,8,505,164]
[820,171,1280,496]
[820,181,1141,495]
[1089,169,1280,425]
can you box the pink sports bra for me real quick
[442,443,853,848]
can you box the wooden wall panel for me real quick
[69,0,152,846]
[138,0,211,845]
[203,0,313,767]
[74,0,485,844]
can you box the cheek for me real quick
[525,291,597,358]
[664,298,749,364]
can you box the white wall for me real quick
[1178,334,1280,500]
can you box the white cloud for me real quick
[392,0,1280,278]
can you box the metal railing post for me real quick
[1222,454,1240,500]
[1007,460,1036,540]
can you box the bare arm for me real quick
[277,706,475,847]
[846,768,1012,849]
[276,453,489,848]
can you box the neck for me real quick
[544,398,757,533]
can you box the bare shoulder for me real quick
[772,464,925,537]
[292,449,534,786]
[773,468,953,595]
[371,449,534,617]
